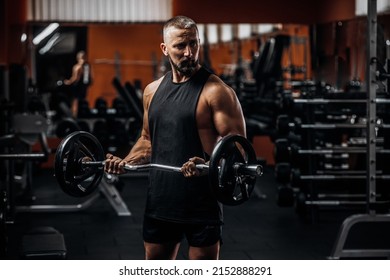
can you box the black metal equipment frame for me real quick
[329,0,390,259]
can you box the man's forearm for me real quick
[124,137,151,163]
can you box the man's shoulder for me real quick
[204,73,234,96]
[144,75,165,98]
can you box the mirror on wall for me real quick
[32,25,87,93]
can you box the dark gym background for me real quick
[1,0,390,260]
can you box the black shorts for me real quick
[143,216,222,247]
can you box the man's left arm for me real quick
[210,81,246,138]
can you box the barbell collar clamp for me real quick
[234,163,263,177]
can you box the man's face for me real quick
[161,27,200,76]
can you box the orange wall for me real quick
[86,23,311,106]
[84,0,356,106]
[86,24,164,106]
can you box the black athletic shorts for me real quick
[143,216,222,247]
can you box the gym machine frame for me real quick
[329,0,390,259]
[0,114,132,217]
[16,173,132,217]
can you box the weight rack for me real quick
[329,0,390,259]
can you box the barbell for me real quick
[54,131,263,206]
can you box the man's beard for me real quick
[168,56,198,77]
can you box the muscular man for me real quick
[105,16,246,260]
[63,50,91,116]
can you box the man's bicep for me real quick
[213,94,246,137]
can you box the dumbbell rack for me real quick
[329,0,390,259]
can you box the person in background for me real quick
[63,50,92,117]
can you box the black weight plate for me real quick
[54,131,104,197]
[209,135,257,206]
[55,118,81,138]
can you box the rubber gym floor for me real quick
[4,165,390,260]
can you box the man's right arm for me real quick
[123,136,151,164]
[123,80,159,164]
[105,134,150,174]
[105,79,159,174]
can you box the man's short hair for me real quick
[163,16,198,42]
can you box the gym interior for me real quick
[1,0,390,260]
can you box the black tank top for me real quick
[147,67,223,224]
[73,63,91,99]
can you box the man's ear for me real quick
[160,43,168,56]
